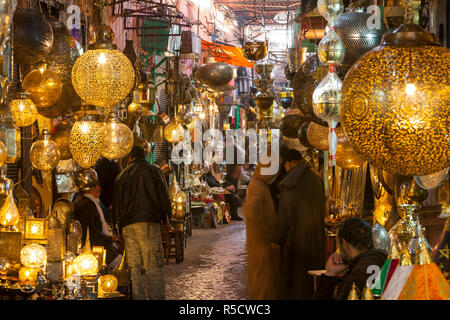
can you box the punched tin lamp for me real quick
[71,6,134,109]
[340,24,449,176]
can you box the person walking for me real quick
[271,146,326,299]
[113,146,171,300]
[244,153,286,299]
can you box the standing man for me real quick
[113,146,171,300]
[271,146,326,299]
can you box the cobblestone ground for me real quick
[165,213,247,300]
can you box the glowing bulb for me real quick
[19,102,24,112]
[199,113,205,119]
[98,52,107,64]
[405,83,416,95]
[80,122,90,134]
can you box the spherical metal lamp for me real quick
[71,15,134,109]
[341,24,449,176]
[30,128,61,171]
[22,62,62,108]
[69,116,103,169]
[101,113,134,160]
[9,91,38,127]
[20,244,46,269]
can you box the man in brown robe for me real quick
[244,157,286,299]
[271,147,326,299]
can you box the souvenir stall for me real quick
[0,0,447,301]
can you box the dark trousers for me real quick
[225,193,241,218]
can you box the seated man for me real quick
[315,217,387,300]
[73,180,122,269]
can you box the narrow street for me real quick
[165,215,247,300]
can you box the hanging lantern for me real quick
[38,17,82,119]
[414,168,449,190]
[30,128,61,171]
[341,24,449,176]
[98,274,118,293]
[22,62,63,108]
[318,29,345,66]
[317,0,344,27]
[312,67,342,165]
[197,62,234,90]
[0,175,20,231]
[306,121,343,151]
[334,9,387,68]
[164,118,184,144]
[18,266,38,285]
[74,168,98,192]
[20,244,46,269]
[69,116,103,169]
[242,20,268,61]
[52,119,72,160]
[335,132,366,169]
[101,113,134,160]
[72,229,98,275]
[9,91,38,127]
[71,4,134,109]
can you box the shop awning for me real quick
[201,40,254,69]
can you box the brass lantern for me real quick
[69,116,103,169]
[9,91,38,127]
[341,24,450,176]
[101,113,134,160]
[30,128,61,171]
[71,5,134,109]
[22,62,63,108]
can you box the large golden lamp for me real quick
[20,243,47,269]
[341,24,449,176]
[9,91,38,127]
[71,11,134,109]
[72,229,98,276]
[98,274,118,293]
[69,116,103,169]
[164,118,184,144]
[30,128,61,171]
[22,62,62,108]
[19,267,38,285]
[335,132,366,169]
[101,113,134,160]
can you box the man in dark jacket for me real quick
[113,146,171,300]
[315,217,387,300]
[270,146,326,299]
[95,157,121,223]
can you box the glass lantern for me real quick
[242,20,268,61]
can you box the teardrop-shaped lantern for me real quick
[69,115,103,169]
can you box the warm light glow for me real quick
[101,117,134,160]
[0,183,20,231]
[199,112,205,119]
[98,274,118,293]
[72,49,135,108]
[19,267,38,285]
[20,244,47,269]
[98,52,107,64]
[72,253,98,276]
[9,97,38,127]
[30,129,61,171]
[70,120,103,169]
[405,83,416,95]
